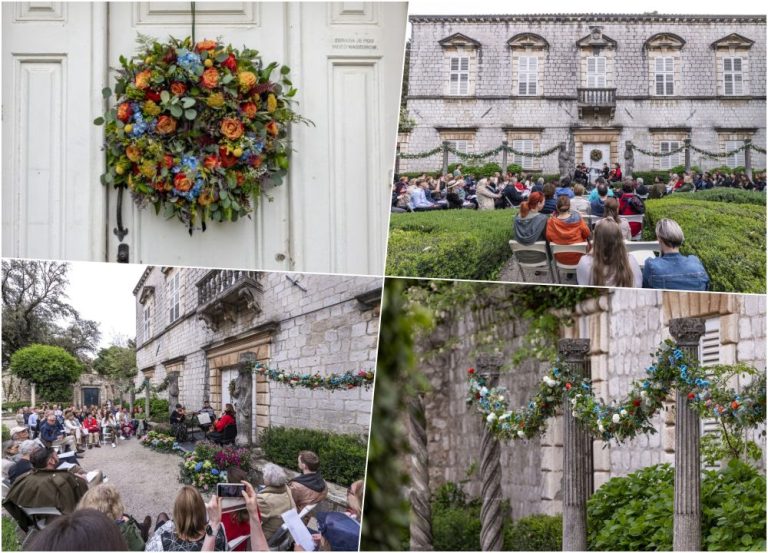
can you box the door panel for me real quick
[2,2,107,261]
[583,143,610,178]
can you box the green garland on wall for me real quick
[252,362,375,391]
[467,340,765,444]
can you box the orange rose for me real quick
[235,172,246,186]
[135,70,152,90]
[170,82,187,96]
[198,189,214,206]
[220,118,244,140]
[164,154,174,168]
[266,120,279,137]
[125,145,142,162]
[153,180,167,191]
[174,173,193,192]
[238,71,257,93]
[195,40,217,52]
[156,115,177,135]
[200,68,219,89]
[241,102,258,119]
[203,155,220,170]
[249,155,263,168]
[117,102,133,123]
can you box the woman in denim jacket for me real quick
[643,219,709,291]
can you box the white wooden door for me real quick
[220,366,237,412]
[583,143,610,177]
[4,2,407,275]
[2,2,107,261]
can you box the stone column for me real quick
[744,139,752,181]
[441,141,449,175]
[560,338,592,551]
[395,144,401,177]
[31,383,36,408]
[501,140,509,175]
[669,318,705,552]
[408,394,432,551]
[684,139,691,173]
[624,141,634,179]
[233,352,255,447]
[477,353,504,551]
[144,379,150,421]
[167,371,180,416]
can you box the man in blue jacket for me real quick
[39,413,77,452]
[643,219,709,291]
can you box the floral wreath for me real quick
[467,340,765,443]
[95,35,311,232]
[590,149,603,162]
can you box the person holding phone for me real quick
[146,486,227,551]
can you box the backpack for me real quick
[627,194,645,214]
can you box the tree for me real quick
[9,344,83,403]
[92,342,137,383]
[2,260,100,365]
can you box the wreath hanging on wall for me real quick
[590,148,603,162]
[95,35,311,232]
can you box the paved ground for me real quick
[78,437,183,523]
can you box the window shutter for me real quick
[699,318,721,470]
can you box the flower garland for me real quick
[397,143,561,160]
[95,35,310,232]
[252,362,375,391]
[398,146,443,160]
[128,375,171,395]
[689,143,751,159]
[632,145,687,158]
[633,142,764,159]
[467,340,765,444]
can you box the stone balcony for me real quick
[577,87,616,119]
[196,270,263,331]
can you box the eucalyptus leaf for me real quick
[93,117,105,126]
[280,65,290,75]
[184,109,197,120]
[160,90,171,104]
[170,105,183,118]
[221,74,234,85]
[215,52,229,63]
[220,190,229,201]
[181,97,196,108]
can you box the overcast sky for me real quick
[65,261,147,350]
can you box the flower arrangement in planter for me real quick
[140,430,179,452]
[95,35,311,231]
[179,440,253,491]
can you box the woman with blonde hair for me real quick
[146,485,227,551]
[77,484,150,551]
[576,221,642,287]
[594,197,631,240]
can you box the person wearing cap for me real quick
[10,426,29,443]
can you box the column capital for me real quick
[669,317,706,346]
[476,352,504,382]
[558,339,590,362]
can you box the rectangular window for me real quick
[723,57,744,96]
[143,305,152,340]
[586,56,606,88]
[447,140,469,164]
[517,56,538,95]
[654,57,674,95]
[449,56,469,95]
[168,273,180,323]
[512,139,534,170]
[725,140,746,168]
[659,141,683,170]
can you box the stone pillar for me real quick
[560,338,592,551]
[408,394,432,551]
[501,140,509,175]
[233,352,255,447]
[477,353,504,551]
[684,139,691,173]
[441,141,449,175]
[167,371,180,416]
[624,140,634,179]
[744,139,752,181]
[144,379,150,420]
[669,318,705,552]
[395,144,401,177]
[31,383,36,408]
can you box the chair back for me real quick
[620,214,645,240]
[509,240,554,283]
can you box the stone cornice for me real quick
[410,14,766,24]
[406,95,768,102]
[133,266,154,296]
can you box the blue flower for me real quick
[178,51,202,73]
[130,121,148,137]
[643,381,650,389]
[581,382,591,391]
[673,349,684,360]
[553,368,560,377]
[211,469,219,476]
[195,462,203,472]
[646,365,656,374]
[180,155,199,173]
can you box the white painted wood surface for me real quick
[3,2,406,275]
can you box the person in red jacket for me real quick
[207,404,236,443]
[618,181,645,237]
[82,413,101,449]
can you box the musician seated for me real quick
[206,404,236,443]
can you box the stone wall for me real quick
[133,268,380,438]
[401,14,766,173]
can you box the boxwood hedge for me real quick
[387,209,514,280]
[643,196,765,293]
[688,188,766,206]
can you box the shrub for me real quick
[1,424,10,442]
[140,430,178,452]
[260,426,367,487]
[2,516,21,552]
[504,514,562,551]
[148,396,170,422]
[2,402,31,413]
[587,461,766,551]
[9,344,82,403]
[387,210,514,280]
[431,483,483,551]
[643,198,765,293]
[689,188,766,206]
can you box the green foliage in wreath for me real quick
[95,34,311,231]
[590,149,603,162]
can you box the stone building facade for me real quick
[418,288,766,519]
[132,268,381,439]
[400,13,766,175]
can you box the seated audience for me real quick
[555,177,574,199]
[40,412,77,451]
[545,196,591,266]
[8,439,39,484]
[512,192,548,265]
[649,176,666,199]
[617,182,644,237]
[207,404,236,443]
[643,219,709,291]
[476,178,501,210]
[82,413,101,448]
[77,483,151,551]
[540,183,557,215]
[594,197,631,241]
[589,182,610,216]
[570,184,591,216]
[257,463,294,540]
[23,508,128,551]
[577,221,642,287]
[101,411,120,448]
[289,450,329,513]
[64,410,87,451]
[145,485,227,551]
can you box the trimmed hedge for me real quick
[690,188,766,206]
[643,197,765,293]
[387,209,514,280]
[1,402,30,413]
[260,426,367,487]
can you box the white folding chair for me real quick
[624,241,661,267]
[549,243,589,284]
[620,214,645,241]
[509,240,554,283]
